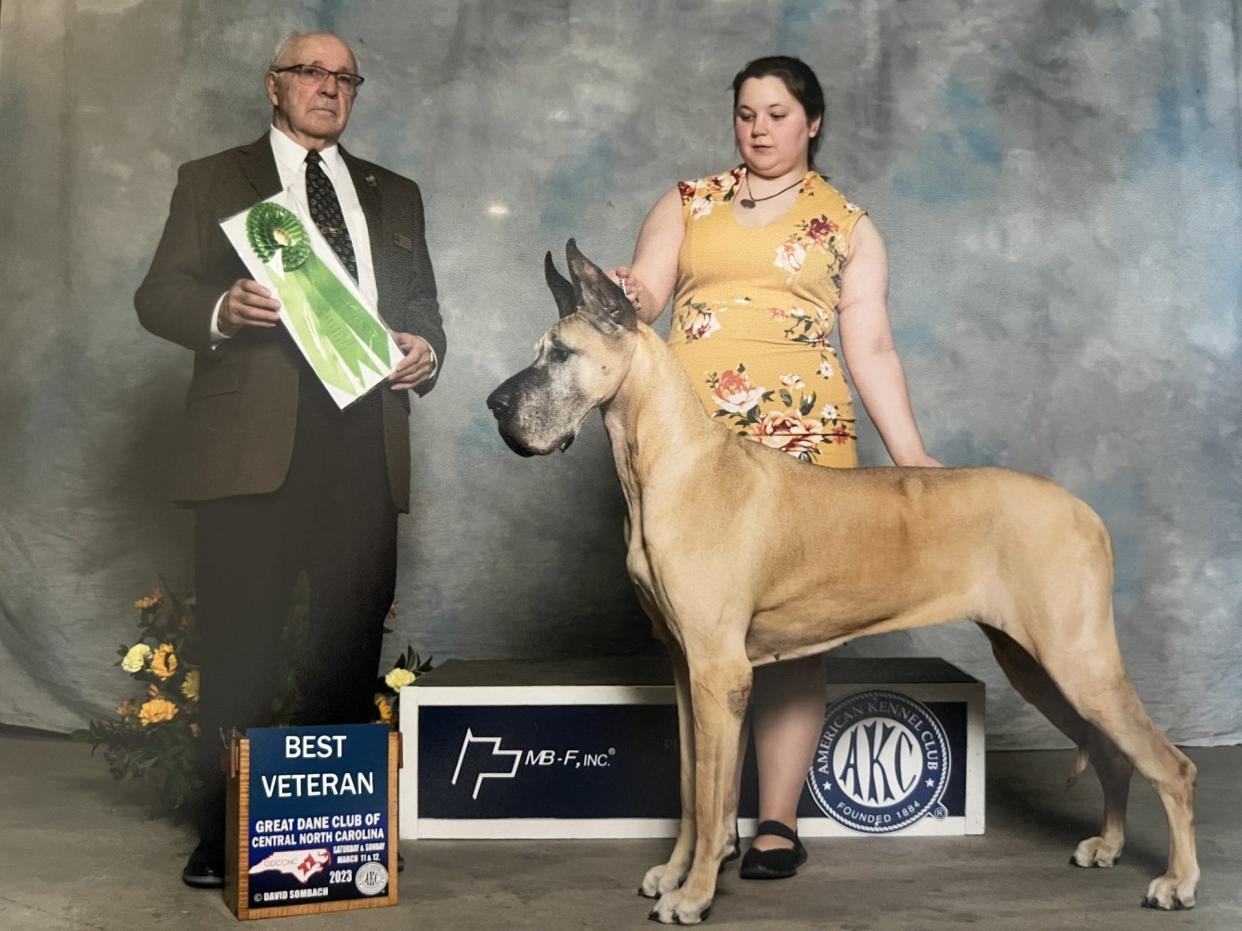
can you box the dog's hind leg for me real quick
[981,624,1132,868]
[649,641,752,925]
[641,631,698,898]
[1021,612,1199,910]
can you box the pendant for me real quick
[739,198,756,209]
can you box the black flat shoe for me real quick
[739,820,807,880]
[182,840,225,888]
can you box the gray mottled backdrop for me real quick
[1,0,1239,747]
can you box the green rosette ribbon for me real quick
[246,202,391,394]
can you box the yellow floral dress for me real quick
[670,166,866,467]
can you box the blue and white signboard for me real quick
[400,657,984,840]
[229,723,397,919]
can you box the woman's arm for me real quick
[609,187,685,324]
[837,216,942,467]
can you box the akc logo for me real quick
[806,690,950,833]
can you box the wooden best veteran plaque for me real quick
[226,723,399,919]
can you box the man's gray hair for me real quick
[268,32,359,72]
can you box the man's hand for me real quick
[219,279,282,335]
[388,332,435,391]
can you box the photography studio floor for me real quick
[1,728,1238,930]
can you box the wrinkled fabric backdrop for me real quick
[1,0,1239,747]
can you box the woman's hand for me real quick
[607,266,644,315]
[611,187,686,324]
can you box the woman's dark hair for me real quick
[731,56,826,166]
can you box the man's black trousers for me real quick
[191,370,397,847]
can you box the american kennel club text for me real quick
[809,690,951,832]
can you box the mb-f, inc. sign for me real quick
[226,723,399,919]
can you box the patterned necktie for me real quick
[305,150,358,281]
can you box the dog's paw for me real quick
[648,888,712,925]
[1141,872,1198,910]
[640,862,686,899]
[1070,836,1122,868]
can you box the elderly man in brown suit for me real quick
[135,31,444,887]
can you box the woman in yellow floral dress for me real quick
[612,56,941,879]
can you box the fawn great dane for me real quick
[486,240,1199,924]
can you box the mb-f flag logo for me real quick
[807,690,950,833]
[451,728,521,799]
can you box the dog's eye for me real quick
[550,347,571,363]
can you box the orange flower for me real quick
[750,412,821,459]
[374,695,394,724]
[139,698,178,726]
[150,643,178,680]
[711,368,765,415]
[133,588,163,611]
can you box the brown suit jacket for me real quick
[134,135,445,512]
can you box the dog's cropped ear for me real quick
[565,238,637,332]
[545,252,578,319]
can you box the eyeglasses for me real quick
[271,64,365,93]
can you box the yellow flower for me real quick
[374,694,394,724]
[121,643,152,673]
[138,698,178,726]
[150,643,178,680]
[181,669,200,701]
[133,588,163,611]
[385,667,416,691]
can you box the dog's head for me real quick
[486,239,638,457]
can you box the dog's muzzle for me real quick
[486,386,536,457]
[486,383,576,456]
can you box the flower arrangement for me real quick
[79,583,431,816]
[372,642,434,725]
[78,586,203,814]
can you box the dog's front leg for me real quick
[650,652,751,925]
[641,638,696,898]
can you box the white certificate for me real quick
[219,190,401,409]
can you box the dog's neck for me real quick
[600,326,730,515]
